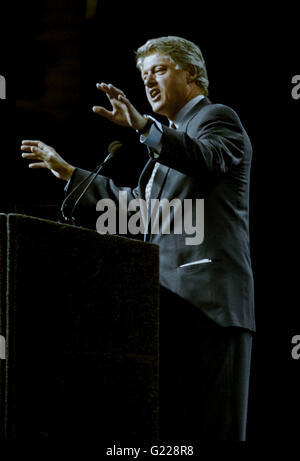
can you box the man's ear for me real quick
[186,64,197,83]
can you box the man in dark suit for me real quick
[21,36,255,441]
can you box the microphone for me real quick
[60,140,123,225]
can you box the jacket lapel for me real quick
[149,163,169,201]
[138,159,170,201]
[138,159,154,198]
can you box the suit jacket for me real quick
[65,97,255,331]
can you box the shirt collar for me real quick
[169,94,205,128]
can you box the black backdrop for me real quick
[1,0,300,446]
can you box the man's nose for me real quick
[145,73,156,88]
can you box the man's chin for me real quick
[151,100,165,116]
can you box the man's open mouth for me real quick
[150,88,160,101]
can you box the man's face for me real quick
[141,52,190,120]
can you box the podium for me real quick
[0,214,159,442]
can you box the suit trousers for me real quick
[159,287,253,442]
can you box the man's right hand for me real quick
[93,83,148,131]
[21,140,75,181]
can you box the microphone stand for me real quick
[60,141,122,225]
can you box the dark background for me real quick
[1,0,299,444]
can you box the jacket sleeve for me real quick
[63,168,141,231]
[150,104,247,179]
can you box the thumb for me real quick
[92,106,114,120]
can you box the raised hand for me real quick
[21,140,75,181]
[92,83,147,131]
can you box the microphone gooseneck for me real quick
[60,140,123,225]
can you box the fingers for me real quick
[92,106,114,120]
[21,140,41,146]
[21,140,52,170]
[21,146,44,159]
[117,94,131,106]
[20,149,48,168]
[21,140,50,156]
[20,140,73,180]
[21,140,48,149]
[93,83,131,119]
[96,83,126,99]
[21,152,38,159]
[28,162,48,169]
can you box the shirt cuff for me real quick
[139,116,163,158]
